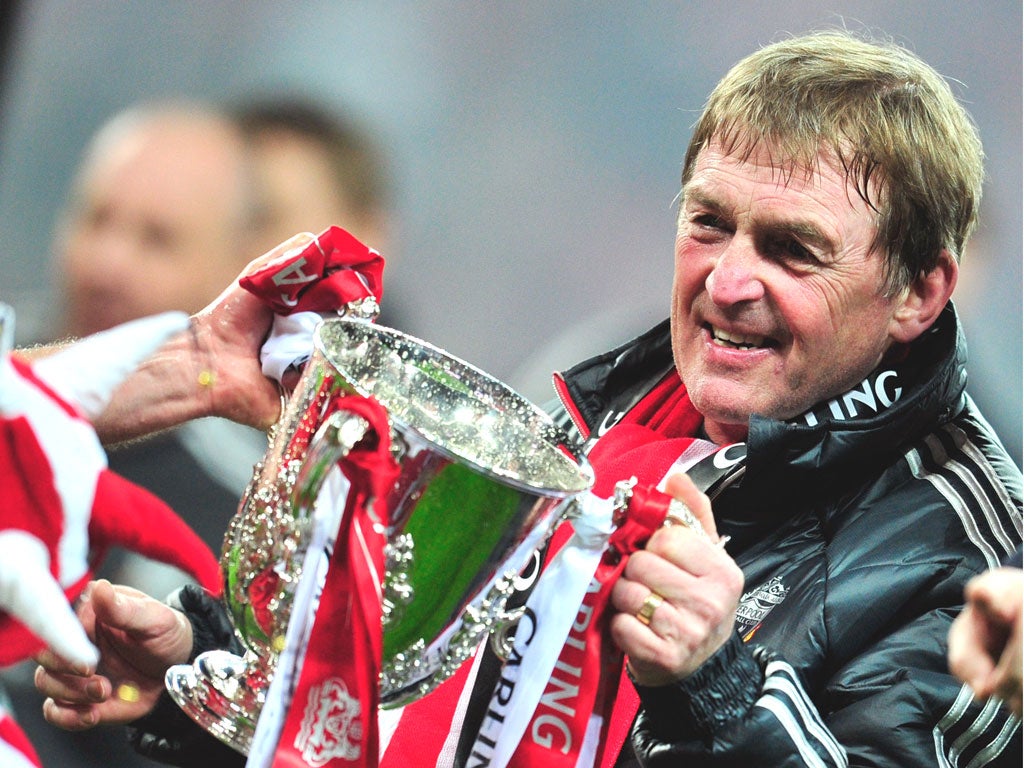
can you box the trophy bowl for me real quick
[166,317,593,754]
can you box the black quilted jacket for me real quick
[133,304,1021,767]
[549,303,1022,767]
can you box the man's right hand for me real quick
[948,566,1023,716]
[34,579,193,730]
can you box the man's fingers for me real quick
[42,697,102,731]
[663,473,720,541]
[34,664,109,705]
[967,568,1023,624]
[40,677,160,731]
[948,608,997,694]
[33,647,90,677]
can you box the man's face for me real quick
[671,140,910,444]
[56,119,247,337]
[245,130,387,258]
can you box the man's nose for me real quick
[705,239,765,306]
[73,221,141,272]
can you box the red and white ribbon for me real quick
[239,226,385,383]
[247,394,398,768]
[474,440,721,768]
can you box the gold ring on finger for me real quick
[636,591,664,626]
[115,683,141,703]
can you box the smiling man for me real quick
[35,30,1022,768]
[522,29,1019,766]
[670,141,953,443]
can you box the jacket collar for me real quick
[556,304,967,485]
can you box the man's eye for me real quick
[783,239,816,263]
[140,223,174,251]
[693,213,726,229]
[81,204,111,230]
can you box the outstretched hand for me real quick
[35,580,193,731]
[188,232,321,429]
[92,232,317,443]
[948,566,1023,716]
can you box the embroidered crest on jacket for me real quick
[735,575,788,639]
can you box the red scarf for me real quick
[238,226,394,767]
[497,373,709,768]
[261,394,399,768]
[381,372,728,768]
[239,226,384,314]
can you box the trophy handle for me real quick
[165,409,373,756]
[292,410,371,516]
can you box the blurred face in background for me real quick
[54,110,250,338]
[243,127,388,259]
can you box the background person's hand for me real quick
[610,473,743,686]
[189,231,320,429]
[35,580,193,730]
[92,232,316,442]
[948,566,1023,716]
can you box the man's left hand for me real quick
[610,473,743,686]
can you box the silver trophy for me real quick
[165,317,594,754]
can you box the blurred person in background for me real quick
[63,95,394,598]
[54,103,253,340]
[5,96,393,768]
[231,96,392,271]
[51,102,264,594]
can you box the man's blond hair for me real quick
[682,30,984,293]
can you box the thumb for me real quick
[663,472,721,541]
[89,580,166,638]
[967,568,1023,625]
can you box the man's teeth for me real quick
[711,327,765,349]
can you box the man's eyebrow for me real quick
[683,182,833,250]
[680,186,721,210]
[763,218,833,252]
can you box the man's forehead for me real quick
[683,141,875,215]
[691,138,829,182]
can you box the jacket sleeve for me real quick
[631,612,1021,767]
[632,633,850,767]
[125,584,248,767]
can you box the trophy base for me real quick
[165,650,266,756]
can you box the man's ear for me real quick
[889,249,958,344]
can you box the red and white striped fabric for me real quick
[0,307,222,669]
[0,702,41,768]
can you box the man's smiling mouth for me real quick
[708,325,775,350]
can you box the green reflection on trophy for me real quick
[166,317,593,754]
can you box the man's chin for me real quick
[689,382,758,420]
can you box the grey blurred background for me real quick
[0,1,1019,464]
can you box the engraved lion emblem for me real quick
[294,677,364,766]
